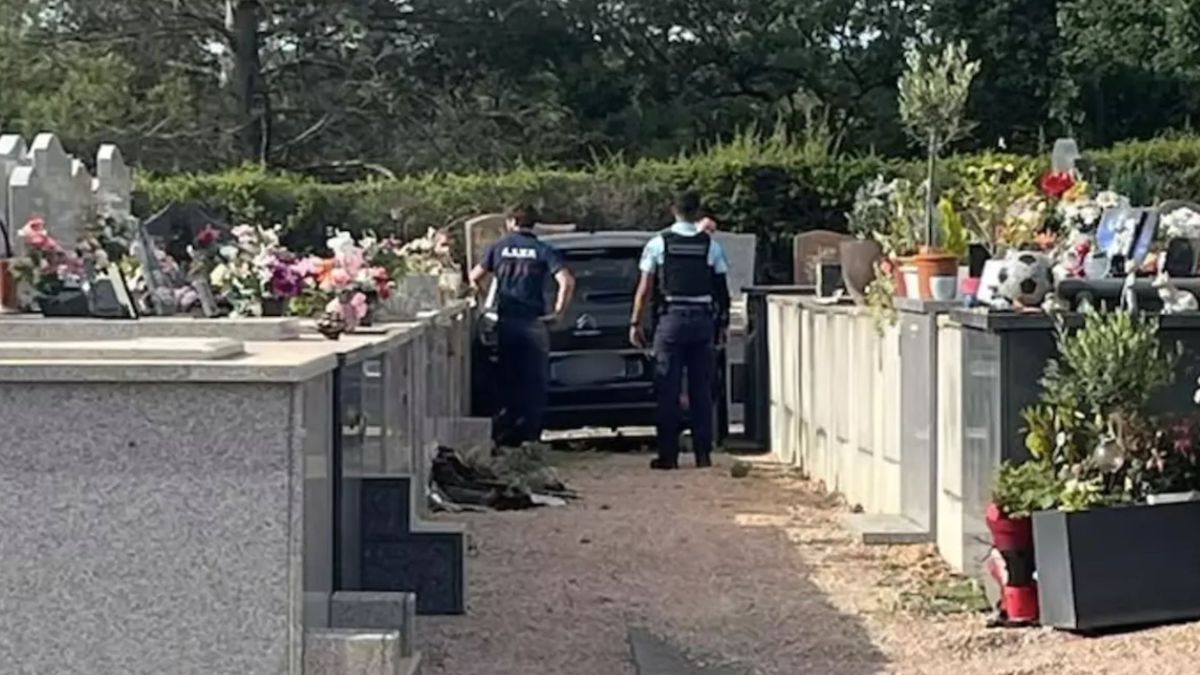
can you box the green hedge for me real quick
[135,136,1200,280]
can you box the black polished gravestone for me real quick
[332,354,466,616]
[940,310,1200,575]
[946,309,1200,467]
[1035,501,1200,631]
[359,478,465,615]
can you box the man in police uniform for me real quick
[629,191,731,470]
[470,205,576,446]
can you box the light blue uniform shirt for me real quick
[639,221,729,303]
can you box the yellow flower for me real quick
[1063,180,1089,203]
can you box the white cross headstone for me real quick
[0,135,30,243]
[21,134,78,248]
[1052,138,1081,175]
[8,165,45,257]
[95,143,132,222]
[71,159,95,238]
[712,232,757,297]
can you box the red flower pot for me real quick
[1003,585,1040,623]
[987,502,1033,552]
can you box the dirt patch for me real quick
[419,454,1200,675]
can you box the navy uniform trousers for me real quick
[653,304,716,463]
[495,318,550,446]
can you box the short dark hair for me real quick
[507,204,540,229]
[672,190,702,220]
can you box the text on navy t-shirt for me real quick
[482,231,565,321]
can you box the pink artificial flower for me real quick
[337,248,365,278]
[293,256,323,278]
[322,268,352,292]
[372,267,392,299]
[26,230,50,251]
[349,292,369,322]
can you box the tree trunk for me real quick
[925,131,938,248]
[227,0,267,163]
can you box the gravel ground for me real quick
[420,453,1200,675]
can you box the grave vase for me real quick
[0,262,18,312]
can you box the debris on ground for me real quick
[429,443,580,511]
[730,461,752,479]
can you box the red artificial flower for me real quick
[1040,171,1076,199]
[195,225,220,248]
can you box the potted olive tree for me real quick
[897,39,980,300]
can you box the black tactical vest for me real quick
[659,230,713,298]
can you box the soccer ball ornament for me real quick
[997,251,1055,308]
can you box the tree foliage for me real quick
[4,0,1200,174]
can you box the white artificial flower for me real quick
[1096,191,1126,210]
[327,230,355,255]
[219,244,240,262]
[232,225,256,244]
[1080,204,1103,227]
[210,263,231,288]
[1163,208,1200,240]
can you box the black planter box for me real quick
[1034,501,1200,631]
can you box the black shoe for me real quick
[695,455,713,469]
[650,457,679,471]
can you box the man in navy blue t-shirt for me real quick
[470,205,575,445]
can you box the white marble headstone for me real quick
[71,159,95,237]
[11,134,78,250]
[1052,138,1081,174]
[713,232,757,296]
[0,135,29,235]
[95,143,132,221]
[7,164,44,256]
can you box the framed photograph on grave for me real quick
[1130,209,1159,268]
[1096,208,1141,260]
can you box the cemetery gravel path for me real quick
[419,453,1200,675]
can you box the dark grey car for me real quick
[471,231,727,434]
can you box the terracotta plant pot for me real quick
[913,247,959,301]
[0,261,18,312]
[838,239,883,304]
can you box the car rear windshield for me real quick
[548,248,641,305]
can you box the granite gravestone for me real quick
[793,230,851,286]
[135,224,178,316]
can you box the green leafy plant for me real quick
[1041,312,1179,416]
[938,197,968,260]
[993,461,1060,518]
[1012,311,1193,512]
[871,178,924,257]
[865,261,898,335]
[1058,477,1114,512]
[847,175,895,240]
